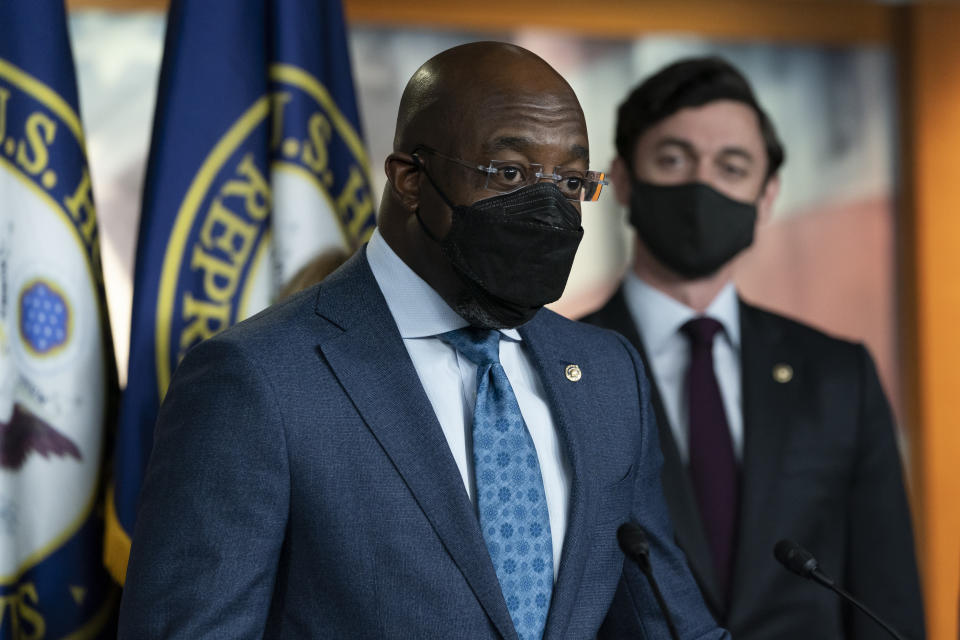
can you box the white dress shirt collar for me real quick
[365,229,521,341]
[622,271,740,355]
[622,272,744,462]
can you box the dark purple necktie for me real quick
[682,317,739,600]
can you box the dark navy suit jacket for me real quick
[118,251,728,639]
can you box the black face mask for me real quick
[628,179,757,279]
[416,169,584,329]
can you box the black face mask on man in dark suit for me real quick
[629,179,756,278]
[414,163,584,329]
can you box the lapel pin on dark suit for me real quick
[773,364,794,383]
[565,364,582,382]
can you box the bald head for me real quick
[393,42,584,155]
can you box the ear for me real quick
[610,156,633,207]
[384,152,421,213]
[756,172,781,225]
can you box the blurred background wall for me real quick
[63,1,960,636]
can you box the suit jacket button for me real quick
[773,363,793,383]
[565,364,582,382]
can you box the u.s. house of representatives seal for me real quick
[155,63,376,396]
[0,58,108,597]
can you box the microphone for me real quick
[618,523,681,640]
[773,540,907,640]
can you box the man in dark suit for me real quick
[118,42,727,639]
[583,57,925,638]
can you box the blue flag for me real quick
[0,2,118,637]
[107,0,376,583]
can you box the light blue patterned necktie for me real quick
[439,327,553,640]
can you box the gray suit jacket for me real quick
[118,251,728,639]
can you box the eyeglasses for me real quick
[412,144,607,202]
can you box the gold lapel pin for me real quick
[565,364,582,382]
[773,363,794,384]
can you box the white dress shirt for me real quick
[366,229,570,580]
[622,272,744,462]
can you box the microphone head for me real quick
[774,539,819,578]
[617,522,650,561]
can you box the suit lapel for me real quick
[313,252,517,640]
[585,288,723,615]
[728,301,800,618]
[518,315,603,640]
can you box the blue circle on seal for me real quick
[20,281,70,354]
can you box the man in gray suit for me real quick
[118,42,727,639]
